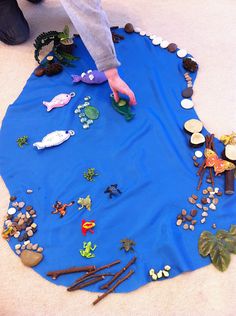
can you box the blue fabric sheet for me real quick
[0,29,236,293]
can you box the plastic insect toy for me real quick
[110,93,135,121]
[220,132,236,145]
[204,148,235,175]
[77,195,92,211]
[120,239,136,252]
[81,219,95,236]
[51,201,75,218]
[17,136,28,148]
[80,241,97,258]
[104,184,122,198]
[83,168,98,181]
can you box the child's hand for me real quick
[104,68,137,105]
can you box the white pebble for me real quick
[201,218,206,224]
[202,211,208,217]
[164,265,171,271]
[149,35,157,40]
[152,36,162,45]
[181,99,194,109]
[151,274,158,281]
[8,207,17,215]
[195,150,203,158]
[177,49,187,58]
[157,270,163,279]
[139,30,146,36]
[162,270,169,277]
[209,203,216,210]
[15,244,21,250]
[160,40,169,48]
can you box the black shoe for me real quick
[27,0,43,3]
[0,0,30,45]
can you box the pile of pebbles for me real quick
[176,186,222,231]
[149,265,171,281]
[74,96,97,129]
[2,192,44,256]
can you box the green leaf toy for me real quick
[84,106,100,120]
[110,93,135,121]
[198,225,236,272]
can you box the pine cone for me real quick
[45,63,63,76]
[183,58,198,73]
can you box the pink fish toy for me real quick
[71,69,107,85]
[43,92,75,112]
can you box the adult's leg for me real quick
[0,0,29,45]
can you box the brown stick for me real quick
[47,266,96,280]
[68,276,104,291]
[209,167,215,186]
[197,166,206,190]
[69,259,121,288]
[67,273,115,291]
[93,270,135,305]
[100,257,136,290]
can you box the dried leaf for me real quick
[198,231,216,257]
[210,243,231,272]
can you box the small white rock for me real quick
[157,270,163,279]
[177,49,187,58]
[160,40,169,48]
[152,36,162,45]
[8,207,17,215]
[151,274,158,281]
[202,211,208,217]
[24,240,30,245]
[209,203,216,210]
[15,244,21,250]
[164,265,171,271]
[162,270,169,277]
[195,150,203,158]
[201,218,206,224]
[139,30,146,36]
[149,35,156,40]
[16,250,21,255]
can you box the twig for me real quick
[100,257,136,290]
[69,259,121,288]
[93,270,135,305]
[209,167,215,186]
[68,276,104,291]
[47,266,96,280]
[67,273,115,291]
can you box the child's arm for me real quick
[60,0,136,105]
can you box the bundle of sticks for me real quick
[47,257,136,305]
[197,134,215,190]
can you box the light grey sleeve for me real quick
[60,0,121,71]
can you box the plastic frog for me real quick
[77,195,91,211]
[80,241,96,258]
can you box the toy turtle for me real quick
[120,239,136,252]
[110,94,135,121]
[104,184,122,198]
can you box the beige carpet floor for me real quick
[0,1,236,315]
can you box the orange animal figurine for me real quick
[51,201,75,218]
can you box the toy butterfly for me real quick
[204,149,235,175]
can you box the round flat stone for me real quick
[152,36,162,45]
[182,87,193,98]
[167,43,177,53]
[181,99,194,109]
[8,207,17,215]
[149,35,157,40]
[195,150,203,158]
[84,106,100,120]
[20,250,43,267]
[160,40,169,48]
[177,49,187,58]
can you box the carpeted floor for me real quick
[0,1,235,315]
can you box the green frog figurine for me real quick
[110,93,135,121]
[80,241,97,258]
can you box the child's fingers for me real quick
[112,89,120,102]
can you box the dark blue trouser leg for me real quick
[0,0,29,45]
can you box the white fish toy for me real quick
[33,130,75,150]
[43,92,75,112]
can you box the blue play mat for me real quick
[0,28,236,293]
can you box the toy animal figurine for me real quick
[204,148,235,175]
[17,136,28,148]
[71,70,107,85]
[81,219,96,236]
[83,168,98,181]
[2,226,15,240]
[80,241,97,258]
[110,93,135,121]
[120,239,136,252]
[104,184,122,198]
[43,92,75,112]
[51,200,75,218]
[77,195,92,211]
[220,132,236,145]
[33,130,75,150]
